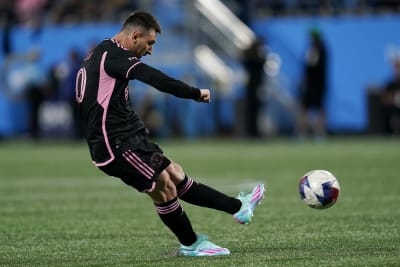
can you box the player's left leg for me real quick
[148,171,198,247]
[149,169,230,256]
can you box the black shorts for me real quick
[99,136,171,193]
[301,87,325,110]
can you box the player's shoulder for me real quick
[103,39,124,52]
[104,39,138,59]
[99,39,119,52]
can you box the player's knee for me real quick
[148,170,177,203]
[166,161,185,184]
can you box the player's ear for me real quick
[131,31,141,44]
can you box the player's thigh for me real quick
[99,144,171,193]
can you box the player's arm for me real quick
[105,49,209,102]
[129,63,208,102]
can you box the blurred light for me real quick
[264,53,282,77]
[195,0,255,50]
[194,44,234,93]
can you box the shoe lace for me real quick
[195,235,222,250]
[237,192,245,198]
[192,234,209,248]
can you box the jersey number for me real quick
[75,67,87,103]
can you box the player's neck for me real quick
[112,33,129,49]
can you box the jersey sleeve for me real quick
[127,62,201,100]
[104,48,142,80]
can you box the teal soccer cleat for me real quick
[179,234,230,256]
[233,184,265,224]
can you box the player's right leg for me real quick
[166,162,265,225]
[233,183,265,224]
[167,162,242,214]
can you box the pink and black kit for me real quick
[75,38,201,192]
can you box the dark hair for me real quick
[122,11,161,34]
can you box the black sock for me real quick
[177,175,242,214]
[154,197,197,246]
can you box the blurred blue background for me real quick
[1,0,399,139]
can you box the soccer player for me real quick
[75,11,265,257]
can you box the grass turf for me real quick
[0,137,399,266]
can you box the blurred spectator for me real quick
[2,48,54,139]
[15,0,47,26]
[139,94,164,138]
[2,48,46,97]
[5,1,400,27]
[241,37,267,138]
[368,0,400,12]
[58,48,84,139]
[247,0,400,18]
[44,0,138,24]
[24,49,55,139]
[1,2,16,56]
[14,0,47,39]
[296,28,328,141]
[382,58,400,134]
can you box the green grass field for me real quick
[1,137,399,266]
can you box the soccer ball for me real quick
[299,170,340,209]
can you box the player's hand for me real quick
[197,89,211,103]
